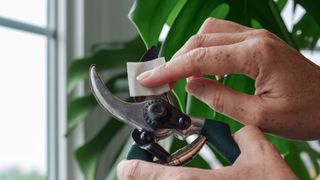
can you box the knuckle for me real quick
[187,47,208,73]
[123,161,140,180]
[203,17,217,27]
[192,47,208,61]
[208,90,225,113]
[188,34,205,48]
[157,63,168,72]
[200,18,218,32]
[257,38,273,51]
[249,37,274,56]
[255,29,273,37]
[247,29,277,60]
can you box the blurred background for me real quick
[0,0,319,180]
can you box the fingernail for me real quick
[186,80,204,96]
[137,71,152,81]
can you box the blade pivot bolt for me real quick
[148,102,167,119]
[178,117,190,128]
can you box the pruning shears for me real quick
[89,47,240,166]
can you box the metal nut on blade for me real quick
[148,102,167,119]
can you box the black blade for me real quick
[140,45,158,62]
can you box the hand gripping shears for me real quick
[89,46,240,166]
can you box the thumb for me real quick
[232,125,281,164]
[186,77,259,124]
[117,160,233,180]
[233,125,269,153]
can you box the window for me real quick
[0,0,56,179]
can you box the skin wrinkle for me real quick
[258,142,265,153]
[210,86,225,113]
[186,49,204,75]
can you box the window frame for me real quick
[0,0,59,180]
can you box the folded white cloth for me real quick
[127,57,170,97]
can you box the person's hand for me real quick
[117,126,297,180]
[136,18,320,140]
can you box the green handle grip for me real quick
[127,144,153,161]
[201,119,240,164]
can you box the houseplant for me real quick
[68,0,320,179]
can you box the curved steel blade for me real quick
[89,65,153,132]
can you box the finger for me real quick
[172,32,248,58]
[233,125,278,157]
[198,18,251,34]
[137,44,259,87]
[186,77,260,124]
[233,125,266,150]
[117,160,231,180]
[233,126,295,179]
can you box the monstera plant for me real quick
[68,0,320,179]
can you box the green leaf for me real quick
[172,80,187,112]
[225,0,295,47]
[295,142,320,176]
[67,37,145,92]
[186,93,215,119]
[166,0,187,26]
[67,72,127,136]
[187,154,211,169]
[267,135,291,154]
[75,119,124,180]
[208,3,230,19]
[160,0,225,59]
[267,137,320,179]
[128,0,179,48]
[67,95,96,136]
[207,144,230,167]
[293,13,320,49]
[276,0,288,11]
[250,18,263,29]
[254,0,296,47]
[295,0,320,26]
[284,144,312,180]
[185,76,218,119]
[106,138,134,180]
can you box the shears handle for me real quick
[201,119,240,164]
[127,144,153,162]
[126,120,241,164]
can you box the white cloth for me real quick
[127,57,170,97]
